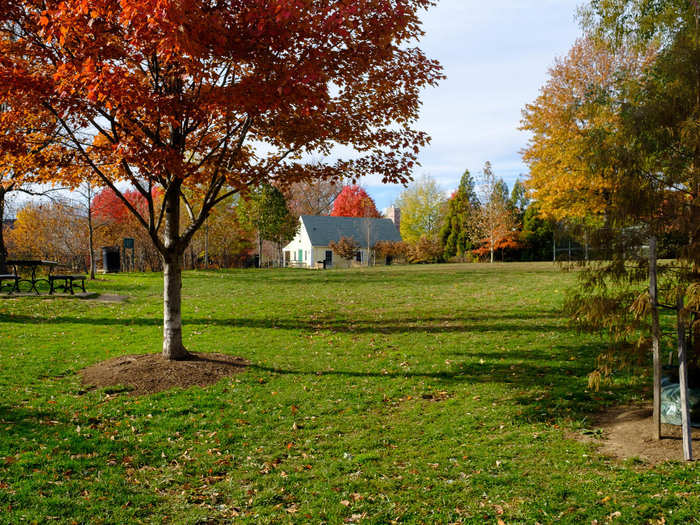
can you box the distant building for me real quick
[283,215,402,269]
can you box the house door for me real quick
[298,249,303,263]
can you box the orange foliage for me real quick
[521,38,654,220]
[0,0,442,355]
[473,232,521,260]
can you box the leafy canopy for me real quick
[330,186,381,218]
[395,174,446,244]
[0,0,443,254]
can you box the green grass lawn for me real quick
[0,262,698,524]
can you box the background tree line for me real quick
[2,165,606,271]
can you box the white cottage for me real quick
[283,215,402,269]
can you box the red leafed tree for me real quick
[92,187,161,224]
[0,0,442,360]
[331,186,382,218]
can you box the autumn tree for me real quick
[329,236,360,262]
[395,174,446,245]
[373,240,407,263]
[475,162,517,263]
[0,0,442,359]
[191,198,253,269]
[331,186,381,218]
[69,179,109,279]
[406,235,442,264]
[440,169,480,260]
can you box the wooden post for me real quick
[649,236,662,441]
[677,294,693,461]
[204,219,209,269]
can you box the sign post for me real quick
[123,238,135,272]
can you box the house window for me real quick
[305,251,308,261]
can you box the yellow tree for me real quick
[8,200,88,268]
[395,174,446,245]
[520,38,648,221]
[520,27,698,448]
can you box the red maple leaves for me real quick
[330,186,381,218]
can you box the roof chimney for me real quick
[386,206,401,232]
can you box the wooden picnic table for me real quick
[6,259,59,295]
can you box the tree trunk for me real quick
[162,182,190,360]
[649,236,662,440]
[0,188,7,274]
[163,253,189,360]
[204,220,209,269]
[258,234,263,268]
[88,200,96,280]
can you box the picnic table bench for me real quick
[0,272,19,293]
[4,260,87,295]
[49,274,87,295]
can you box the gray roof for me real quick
[301,215,402,246]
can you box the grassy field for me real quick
[0,262,698,524]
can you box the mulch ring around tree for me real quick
[79,352,249,396]
[575,405,700,464]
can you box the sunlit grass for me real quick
[0,262,697,523]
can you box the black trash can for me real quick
[102,246,121,273]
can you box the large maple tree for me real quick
[0,0,441,359]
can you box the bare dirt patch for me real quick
[577,405,700,464]
[79,352,249,395]
[83,293,129,303]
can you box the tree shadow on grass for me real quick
[0,311,565,335]
[244,342,625,426]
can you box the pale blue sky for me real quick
[368,0,583,210]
